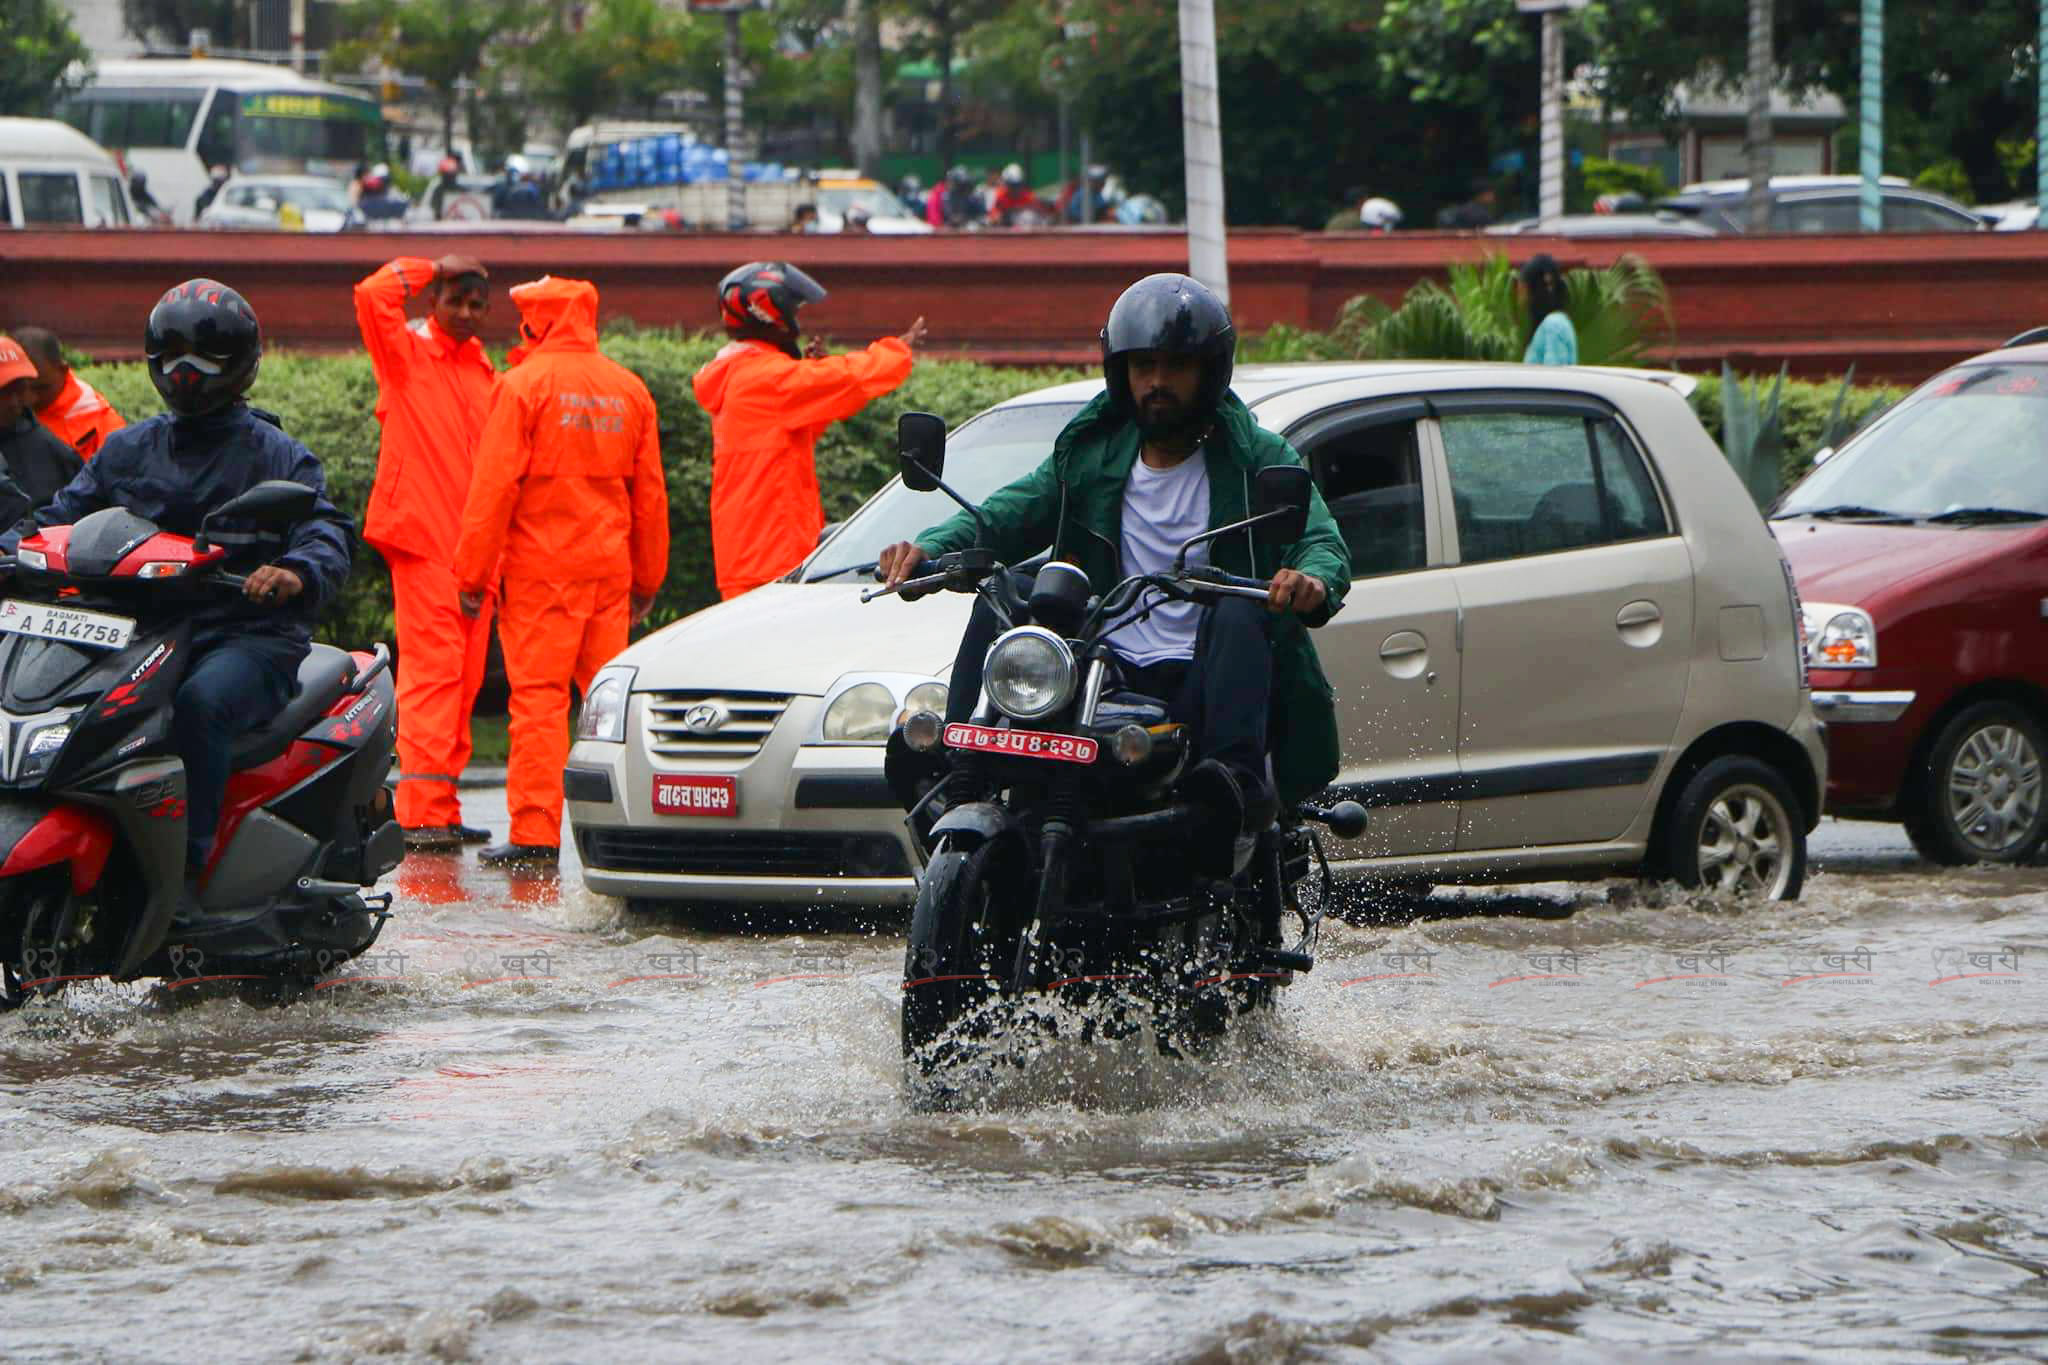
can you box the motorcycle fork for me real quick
[1009,808,1077,995]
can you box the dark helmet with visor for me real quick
[145,278,262,417]
[717,261,826,353]
[1100,272,1236,420]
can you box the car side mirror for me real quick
[1252,465,1313,547]
[898,412,946,491]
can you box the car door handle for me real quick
[1379,630,1430,679]
[1616,600,1664,647]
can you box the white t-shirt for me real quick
[1107,451,1211,666]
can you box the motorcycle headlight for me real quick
[1802,603,1877,669]
[576,666,636,742]
[823,681,896,741]
[985,627,1076,721]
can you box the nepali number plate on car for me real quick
[0,600,135,651]
[943,722,1099,764]
[652,773,739,818]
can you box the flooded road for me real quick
[3,804,2044,1362]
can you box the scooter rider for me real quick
[878,273,1352,828]
[7,280,355,917]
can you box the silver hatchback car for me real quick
[566,363,1825,906]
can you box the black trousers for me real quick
[946,591,1273,784]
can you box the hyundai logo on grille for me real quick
[681,702,729,734]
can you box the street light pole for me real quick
[1860,0,1881,231]
[724,8,746,231]
[2038,0,2047,227]
[1745,0,1773,233]
[1178,0,1229,303]
[1539,9,1563,224]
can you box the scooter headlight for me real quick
[576,666,635,742]
[984,627,1076,721]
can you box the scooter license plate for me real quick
[942,722,1098,764]
[651,774,739,817]
[0,600,135,650]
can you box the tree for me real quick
[2,0,90,117]
[343,0,532,151]
[521,0,708,129]
[849,0,884,175]
[897,0,1004,169]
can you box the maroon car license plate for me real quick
[652,774,739,817]
[943,722,1099,764]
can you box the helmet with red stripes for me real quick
[145,278,261,417]
[717,261,826,351]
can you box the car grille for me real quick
[579,828,910,879]
[641,691,793,760]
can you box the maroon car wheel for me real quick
[1904,702,2048,866]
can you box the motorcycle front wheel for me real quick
[901,838,1012,1071]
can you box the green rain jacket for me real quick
[916,389,1354,805]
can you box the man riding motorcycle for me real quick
[878,273,1351,832]
[5,281,354,920]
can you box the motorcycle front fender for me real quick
[0,799,115,896]
[927,801,1019,850]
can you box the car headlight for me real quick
[985,627,1076,721]
[901,681,948,722]
[823,681,896,741]
[576,666,636,741]
[1801,603,1877,669]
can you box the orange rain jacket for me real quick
[454,277,669,597]
[692,335,912,598]
[35,371,125,459]
[354,257,500,561]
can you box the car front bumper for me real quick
[1808,672,1924,815]
[564,693,918,907]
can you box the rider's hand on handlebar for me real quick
[244,565,304,607]
[1267,569,1326,617]
[877,541,933,589]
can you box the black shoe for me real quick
[478,842,559,867]
[404,824,463,851]
[452,823,491,844]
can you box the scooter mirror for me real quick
[898,412,947,492]
[1252,465,1312,547]
[210,480,319,528]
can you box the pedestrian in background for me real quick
[1519,254,1578,366]
[692,262,922,600]
[354,254,500,850]
[11,326,125,459]
[454,277,669,867]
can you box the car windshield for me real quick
[1779,364,2048,521]
[820,186,910,219]
[799,401,1087,581]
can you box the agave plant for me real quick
[1719,361,1789,509]
[1304,251,1675,367]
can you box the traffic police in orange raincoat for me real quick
[454,277,669,864]
[692,262,922,599]
[355,254,499,849]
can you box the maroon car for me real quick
[1775,343,2048,863]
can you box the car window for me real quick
[1305,418,1428,577]
[1781,363,2048,518]
[18,172,84,225]
[1884,197,1974,232]
[1440,409,1669,563]
[1771,195,1862,233]
[800,401,1087,580]
[0,174,11,228]
[88,174,128,226]
[196,97,236,168]
[123,96,203,148]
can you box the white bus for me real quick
[53,59,387,224]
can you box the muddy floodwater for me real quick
[3,807,2044,1362]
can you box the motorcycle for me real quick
[0,480,402,1007]
[867,413,1367,1082]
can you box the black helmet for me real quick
[718,261,826,351]
[145,278,261,417]
[1100,272,1236,420]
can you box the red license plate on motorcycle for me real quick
[942,722,1098,764]
[651,774,739,817]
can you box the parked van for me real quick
[0,117,135,229]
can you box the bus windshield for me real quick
[236,92,385,177]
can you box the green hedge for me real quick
[76,336,1079,648]
[73,339,1906,650]
[1685,372,1912,493]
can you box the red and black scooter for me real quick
[0,481,401,1006]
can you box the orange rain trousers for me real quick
[499,577,630,847]
[388,551,496,829]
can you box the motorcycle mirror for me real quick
[1252,465,1312,547]
[898,412,947,492]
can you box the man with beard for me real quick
[876,273,1352,829]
